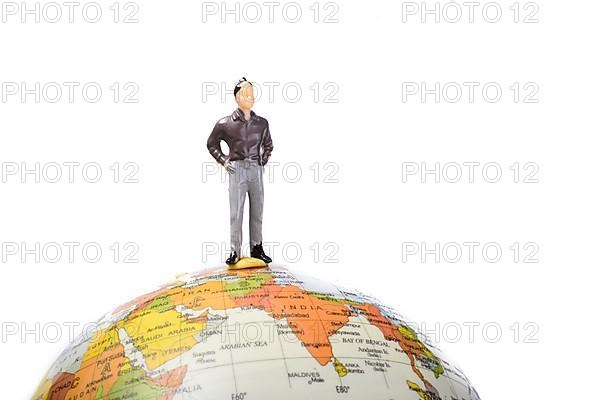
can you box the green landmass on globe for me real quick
[32,265,480,400]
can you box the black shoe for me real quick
[251,243,272,264]
[226,251,239,265]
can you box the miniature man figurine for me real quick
[207,77,273,265]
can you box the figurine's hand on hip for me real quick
[224,161,236,173]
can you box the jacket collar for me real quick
[232,108,256,121]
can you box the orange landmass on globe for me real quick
[228,274,352,366]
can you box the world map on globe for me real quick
[32,265,481,400]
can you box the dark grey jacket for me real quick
[207,108,274,166]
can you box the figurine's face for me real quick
[236,83,255,111]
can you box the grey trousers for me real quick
[228,160,264,254]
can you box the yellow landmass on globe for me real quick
[334,358,348,377]
[407,380,431,400]
[117,306,206,370]
[398,325,444,378]
[82,326,121,364]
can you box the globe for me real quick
[32,265,480,400]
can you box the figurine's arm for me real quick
[207,121,227,166]
[261,122,273,166]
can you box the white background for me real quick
[1,0,599,398]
